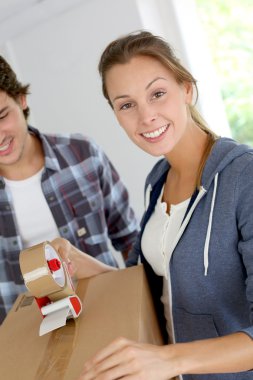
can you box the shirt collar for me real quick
[28,125,61,172]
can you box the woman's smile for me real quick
[141,124,170,141]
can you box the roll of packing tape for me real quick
[19,241,75,300]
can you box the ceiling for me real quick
[0,0,43,22]
[0,0,85,44]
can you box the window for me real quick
[195,0,253,145]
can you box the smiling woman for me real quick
[75,30,253,380]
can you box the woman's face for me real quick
[106,55,193,157]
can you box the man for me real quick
[0,55,139,323]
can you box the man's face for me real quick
[0,91,29,170]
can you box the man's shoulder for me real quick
[42,132,102,159]
[43,131,93,146]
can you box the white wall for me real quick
[0,0,230,221]
[1,0,159,221]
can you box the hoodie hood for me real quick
[145,137,253,192]
[201,137,253,190]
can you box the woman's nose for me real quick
[138,105,157,125]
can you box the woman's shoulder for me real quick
[145,158,169,189]
[203,137,253,186]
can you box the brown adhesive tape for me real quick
[49,261,75,302]
[35,280,88,379]
[19,241,75,299]
[35,319,78,380]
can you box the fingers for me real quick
[50,238,116,279]
[50,237,71,260]
[79,361,134,380]
[79,338,140,379]
[50,237,76,274]
[85,337,131,366]
[66,260,76,276]
[77,338,173,380]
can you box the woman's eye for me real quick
[0,113,8,120]
[120,102,132,110]
[153,91,165,99]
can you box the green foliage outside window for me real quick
[195,0,253,145]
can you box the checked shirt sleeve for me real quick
[94,143,139,253]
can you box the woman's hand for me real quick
[77,337,176,380]
[50,237,117,280]
[77,332,253,379]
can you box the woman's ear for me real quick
[184,81,193,104]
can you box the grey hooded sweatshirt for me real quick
[127,137,253,379]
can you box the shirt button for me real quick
[48,196,55,201]
[77,227,86,237]
[63,227,68,233]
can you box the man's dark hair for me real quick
[0,55,30,119]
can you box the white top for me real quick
[141,187,189,345]
[4,168,59,248]
[141,188,190,278]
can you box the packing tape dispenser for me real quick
[19,241,82,336]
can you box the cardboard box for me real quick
[0,265,164,380]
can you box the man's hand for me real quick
[50,237,117,279]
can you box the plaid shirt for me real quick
[0,126,139,322]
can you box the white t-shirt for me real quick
[141,186,189,345]
[141,188,189,277]
[5,168,59,248]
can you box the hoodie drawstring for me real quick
[204,173,219,276]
